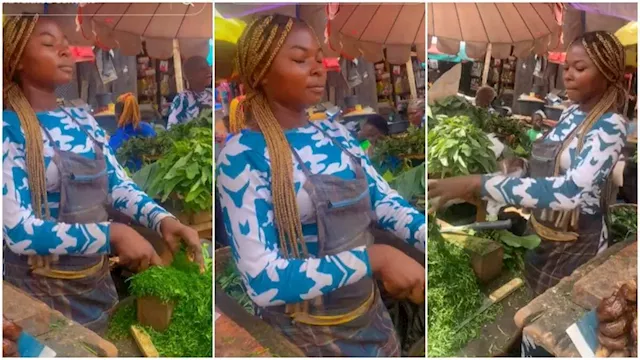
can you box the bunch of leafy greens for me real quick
[427,115,497,178]
[427,214,499,357]
[146,126,213,214]
[610,206,637,243]
[476,230,540,274]
[107,249,213,357]
[430,96,531,157]
[116,109,213,168]
[390,163,426,212]
[372,125,425,161]
[215,261,254,314]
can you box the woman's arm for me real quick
[481,113,627,210]
[3,126,111,256]
[216,145,371,307]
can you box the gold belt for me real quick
[29,256,105,280]
[290,288,375,326]
[531,215,578,242]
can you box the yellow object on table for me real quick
[130,325,159,357]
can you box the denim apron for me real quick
[258,123,400,357]
[4,110,118,334]
[525,110,613,296]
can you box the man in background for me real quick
[167,56,213,128]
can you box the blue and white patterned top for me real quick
[3,108,172,256]
[216,116,425,308]
[482,105,627,242]
[167,88,213,129]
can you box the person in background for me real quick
[108,93,157,170]
[527,110,545,142]
[429,33,627,358]
[3,15,203,334]
[407,98,425,128]
[167,56,212,128]
[218,14,424,356]
[475,85,497,112]
[358,114,390,157]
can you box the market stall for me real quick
[426,3,639,354]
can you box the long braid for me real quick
[555,31,626,230]
[116,92,141,129]
[231,15,310,264]
[3,15,50,220]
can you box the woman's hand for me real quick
[368,244,425,304]
[427,175,482,211]
[159,217,204,270]
[110,223,163,272]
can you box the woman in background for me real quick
[108,93,157,170]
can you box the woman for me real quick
[475,85,496,110]
[3,15,202,334]
[108,93,157,170]
[217,14,425,357]
[429,31,627,299]
[358,114,390,157]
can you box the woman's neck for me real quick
[269,101,308,130]
[21,85,58,112]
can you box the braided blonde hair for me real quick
[232,15,315,312]
[4,14,50,220]
[116,92,141,128]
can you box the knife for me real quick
[454,277,524,333]
[440,220,513,234]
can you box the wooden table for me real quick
[215,285,305,357]
[514,240,637,357]
[3,282,118,357]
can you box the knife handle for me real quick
[488,278,524,303]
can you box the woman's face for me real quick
[358,123,383,143]
[17,18,74,89]
[262,24,327,110]
[563,43,608,105]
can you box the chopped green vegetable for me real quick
[215,261,254,314]
[610,206,637,243]
[427,214,500,357]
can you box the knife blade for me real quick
[440,220,513,233]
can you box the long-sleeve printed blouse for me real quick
[167,88,213,129]
[3,108,172,256]
[482,105,627,218]
[216,117,425,308]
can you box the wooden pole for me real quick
[406,56,418,99]
[173,39,184,93]
[482,43,493,86]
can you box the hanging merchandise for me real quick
[323,58,341,72]
[347,59,363,88]
[96,49,117,85]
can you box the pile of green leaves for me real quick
[215,261,253,314]
[476,230,541,273]
[427,214,499,357]
[391,163,425,208]
[107,249,213,357]
[372,126,425,161]
[430,96,531,157]
[116,109,213,168]
[427,115,497,178]
[610,206,637,243]
[145,125,213,214]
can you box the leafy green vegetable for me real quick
[610,206,637,243]
[391,163,425,204]
[427,115,497,178]
[372,126,425,162]
[215,261,253,314]
[107,248,213,357]
[427,214,500,357]
[477,230,540,273]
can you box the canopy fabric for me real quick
[428,41,473,63]
[4,3,212,60]
[325,3,425,65]
[428,3,563,59]
[616,21,638,46]
[568,3,637,23]
[70,46,95,63]
[215,16,246,44]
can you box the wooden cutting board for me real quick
[572,242,637,309]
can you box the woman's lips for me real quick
[307,86,324,94]
[59,65,74,73]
